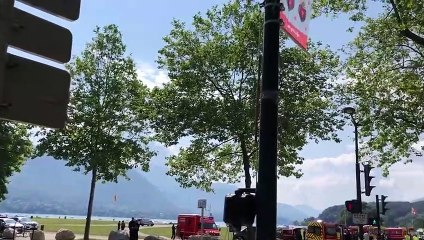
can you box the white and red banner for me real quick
[412,207,416,216]
[280,0,313,50]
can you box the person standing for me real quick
[117,221,121,231]
[121,221,126,231]
[171,224,176,240]
[129,217,139,240]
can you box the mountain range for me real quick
[318,200,424,227]
[0,157,321,224]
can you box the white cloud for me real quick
[167,145,181,156]
[378,178,395,188]
[412,140,424,152]
[274,150,424,210]
[136,61,424,211]
[137,62,170,89]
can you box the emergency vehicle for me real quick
[176,214,220,239]
[306,221,341,240]
[383,227,407,240]
[363,225,379,240]
[276,226,306,240]
[347,226,359,236]
[416,228,423,240]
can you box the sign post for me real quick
[353,213,368,225]
[256,1,280,240]
[198,199,207,237]
[376,195,381,240]
[0,0,80,128]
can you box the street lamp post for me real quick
[342,106,364,240]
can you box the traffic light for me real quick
[345,199,361,213]
[381,195,389,215]
[224,188,256,232]
[0,0,80,128]
[363,164,375,196]
[368,217,379,226]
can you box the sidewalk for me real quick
[15,231,171,240]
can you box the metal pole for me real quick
[256,0,280,239]
[354,122,364,240]
[376,195,381,240]
[201,207,204,236]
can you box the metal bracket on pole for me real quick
[262,2,284,11]
[0,0,14,107]
[263,2,285,25]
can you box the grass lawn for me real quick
[32,218,233,240]
[140,227,172,238]
[140,227,232,240]
[34,218,117,236]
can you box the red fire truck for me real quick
[306,221,341,240]
[384,227,407,240]
[176,214,220,239]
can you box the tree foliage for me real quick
[320,0,424,174]
[34,25,155,240]
[151,0,342,191]
[0,121,32,201]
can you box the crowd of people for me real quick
[117,218,140,240]
[117,218,177,240]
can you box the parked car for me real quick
[0,218,24,234]
[137,218,154,226]
[11,217,38,230]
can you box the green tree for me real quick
[338,209,353,225]
[301,216,317,225]
[0,121,32,200]
[314,0,424,47]
[151,0,342,191]
[319,0,424,174]
[34,25,155,240]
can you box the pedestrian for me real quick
[0,220,5,234]
[117,221,121,231]
[345,229,351,240]
[129,217,139,240]
[171,224,176,240]
[121,220,126,231]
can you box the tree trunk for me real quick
[240,137,252,188]
[83,166,97,240]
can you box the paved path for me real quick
[15,231,171,240]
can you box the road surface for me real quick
[15,230,172,240]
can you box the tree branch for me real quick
[397,44,424,58]
[400,29,424,47]
[202,136,238,156]
[389,0,424,47]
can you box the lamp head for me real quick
[342,106,356,115]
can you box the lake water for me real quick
[1,212,227,227]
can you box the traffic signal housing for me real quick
[363,164,375,196]
[381,195,389,215]
[345,199,361,213]
[368,217,379,226]
[223,188,256,232]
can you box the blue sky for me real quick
[12,0,424,210]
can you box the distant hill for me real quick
[294,204,321,218]
[317,200,424,228]
[0,157,182,219]
[143,163,317,222]
[0,157,316,224]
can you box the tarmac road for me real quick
[15,229,172,240]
